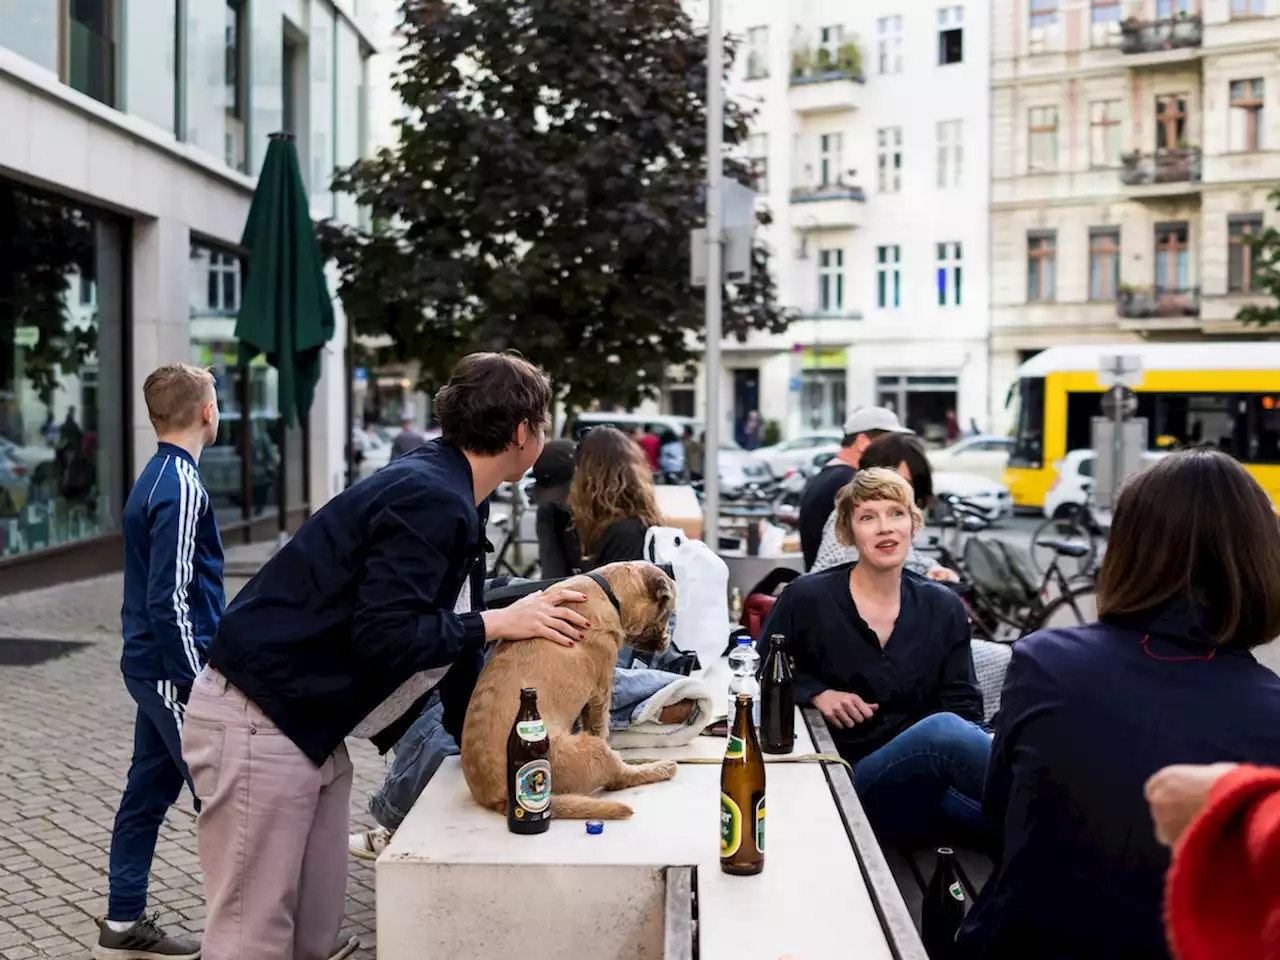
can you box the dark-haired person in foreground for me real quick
[958,450,1280,960]
[181,353,590,960]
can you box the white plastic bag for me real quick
[644,525,731,670]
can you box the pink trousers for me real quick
[182,667,353,960]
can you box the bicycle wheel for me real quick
[1030,513,1096,578]
[1034,584,1098,632]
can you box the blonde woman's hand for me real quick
[1144,762,1238,847]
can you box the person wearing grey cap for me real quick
[797,406,912,571]
[528,439,582,578]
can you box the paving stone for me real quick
[0,572,383,958]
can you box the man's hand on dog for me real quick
[811,689,878,729]
[481,588,590,647]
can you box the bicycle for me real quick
[929,495,1098,643]
[487,513,539,579]
[1029,488,1106,580]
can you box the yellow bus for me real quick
[1003,342,1280,511]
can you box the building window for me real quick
[0,181,128,558]
[1088,228,1121,301]
[1228,215,1264,293]
[1155,222,1190,293]
[206,252,242,314]
[1230,79,1265,153]
[801,370,847,433]
[1089,100,1122,168]
[877,245,901,309]
[1157,0,1190,15]
[877,15,903,75]
[818,25,844,67]
[938,7,964,65]
[1030,0,1059,28]
[937,242,962,307]
[877,127,902,193]
[1028,106,1058,172]
[819,133,844,187]
[745,25,768,80]
[1028,231,1057,302]
[1156,94,1188,150]
[937,120,963,188]
[1091,0,1121,46]
[818,248,845,312]
[1232,0,1265,15]
[62,0,117,107]
[225,0,248,172]
[748,133,768,193]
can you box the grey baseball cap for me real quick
[842,406,914,436]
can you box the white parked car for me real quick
[1043,449,1167,519]
[927,436,1014,486]
[756,431,845,477]
[933,471,1015,523]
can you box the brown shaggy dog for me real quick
[461,561,679,820]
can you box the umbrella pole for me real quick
[277,416,288,545]
[237,347,252,545]
[301,416,312,520]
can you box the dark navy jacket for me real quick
[959,600,1280,960]
[757,565,983,763]
[120,443,225,686]
[209,439,489,766]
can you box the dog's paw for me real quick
[650,760,678,781]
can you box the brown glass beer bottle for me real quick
[507,687,552,834]
[720,692,765,875]
[759,632,795,754]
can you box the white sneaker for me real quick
[349,826,393,861]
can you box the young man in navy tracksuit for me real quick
[95,364,224,960]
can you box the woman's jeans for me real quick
[852,712,993,849]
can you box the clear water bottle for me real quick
[727,636,760,726]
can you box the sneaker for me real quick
[349,825,394,861]
[92,913,201,959]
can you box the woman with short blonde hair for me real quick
[755,465,989,848]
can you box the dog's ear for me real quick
[649,567,676,609]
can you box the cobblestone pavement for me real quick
[0,569,386,960]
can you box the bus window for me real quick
[1251,396,1280,463]
[1066,392,1100,452]
[1009,377,1045,468]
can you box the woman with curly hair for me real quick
[569,426,665,570]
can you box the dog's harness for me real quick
[585,571,622,617]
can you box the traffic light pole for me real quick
[704,0,724,549]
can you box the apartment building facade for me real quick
[0,0,377,591]
[990,0,1280,430]
[672,0,993,444]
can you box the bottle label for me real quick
[517,719,546,742]
[724,735,745,760]
[755,796,766,853]
[948,881,965,903]
[720,792,742,857]
[515,759,551,815]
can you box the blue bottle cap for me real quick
[586,820,604,835]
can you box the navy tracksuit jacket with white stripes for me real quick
[107,442,224,922]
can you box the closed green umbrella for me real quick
[235,132,335,429]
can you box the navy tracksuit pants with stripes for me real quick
[107,677,198,921]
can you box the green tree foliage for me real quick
[320,0,791,411]
[1237,187,1280,329]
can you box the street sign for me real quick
[1092,417,1149,510]
[721,179,758,230]
[691,225,753,287]
[788,376,801,393]
[354,367,368,382]
[1101,384,1137,421]
[1098,354,1143,388]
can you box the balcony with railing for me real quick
[1119,147,1202,196]
[789,40,865,115]
[1117,285,1201,323]
[790,171,866,231]
[1119,14,1203,61]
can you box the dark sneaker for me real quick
[92,913,201,959]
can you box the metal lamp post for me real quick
[703,0,724,548]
